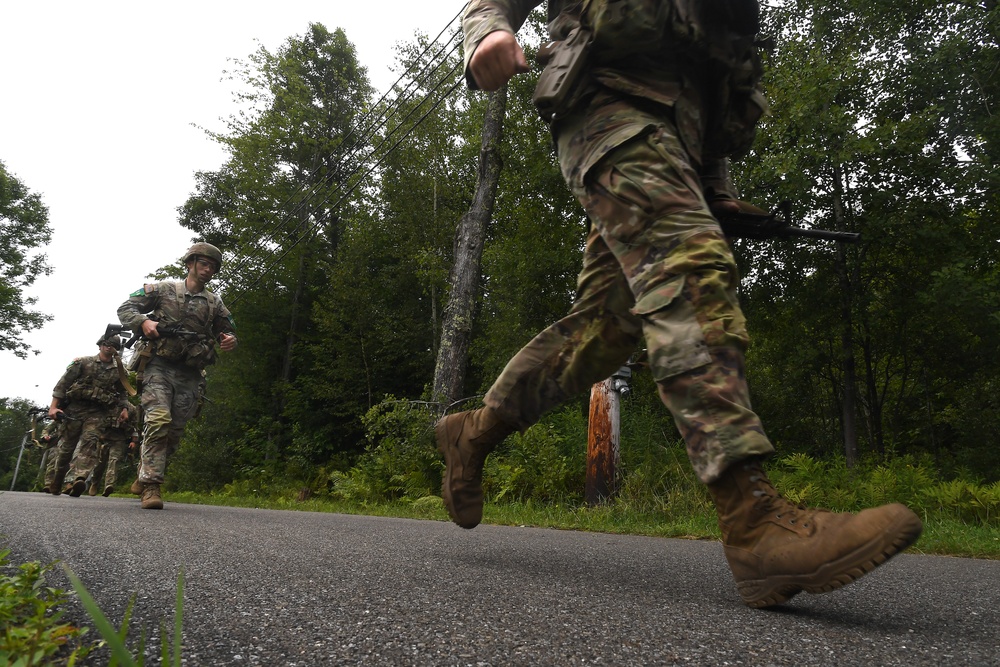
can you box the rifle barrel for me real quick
[778,227,861,243]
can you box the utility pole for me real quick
[10,430,30,491]
[585,366,631,505]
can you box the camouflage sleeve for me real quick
[463,0,543,89]
[117,284,161,332]
[52,360,83,399]
[212,299,238,346]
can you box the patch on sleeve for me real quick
[130,284,158,297]
[66,358,82,369]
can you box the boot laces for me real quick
[747,467,816,528]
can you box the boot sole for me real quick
[435,418,480,530]
[737,509,924,608]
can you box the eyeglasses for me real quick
[195,257,219,271]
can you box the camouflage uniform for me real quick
[463,0,773,482]
[90,404,138,494]
[39,420,63,490]
[117,280,236,486]
[50,355,131,491]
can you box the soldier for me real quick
[438,0,923,608]
[117,242,237,510]
[48,335,131,496]
[88,403,139,496]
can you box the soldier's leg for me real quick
[581,123,920,607]
[439,227,643,528]
[50,420,83,494]
[140,367,200,487]
[103,440,125,494]
[484,226,644,429]
[66,417,104,496]
[139,372,174,486]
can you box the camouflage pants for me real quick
[485,113,773,483]
[138,359,202,485]
[52,410,105,487]
[90,435,128,491]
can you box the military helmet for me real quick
[97,335,122,350]
[183,242,223,269]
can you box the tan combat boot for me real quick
[88,483,99,496]
[68,479,86,497]
[436,407,515,529]
[102,485,115,497]
[141,484,164,510]
[130,479,145,495]
[709,457,923,608]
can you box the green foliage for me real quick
[483,413,586,504]
[761,453,999,527]
[326,399,441,504]
[0,550,95,665]
[0,398,45,492]
[0,160,53,358]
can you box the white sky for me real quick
[0,0,467,408]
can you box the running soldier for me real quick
[48,335,131,496]
[117,242,237,509]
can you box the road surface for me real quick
[0,491,996,665]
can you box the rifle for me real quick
[717,201,860,243]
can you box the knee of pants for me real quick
[144,407,172,442]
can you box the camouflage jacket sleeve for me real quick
[117,284,162,332]
[52,359,84,399]
[212,298,238,347]
[463,0,544,89]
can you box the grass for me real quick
[158,490,1000,558]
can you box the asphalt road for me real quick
[0,491,997,666]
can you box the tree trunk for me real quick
[832,163,859,467]
[433,87,509,407]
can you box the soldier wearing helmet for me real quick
[46,335,132,496]
[117,241,238,509]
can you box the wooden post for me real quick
[586,378,620,505]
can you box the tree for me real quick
[735,0,1000,475]
[173,23,374,478]
[0,161,52,358]
[0,398,44,491]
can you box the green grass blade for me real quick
[61,564,137,667]
[172,568,184,667]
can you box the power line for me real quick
[218,4,471,289]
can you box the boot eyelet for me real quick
[789,519,796,524]
[774,513,782,519]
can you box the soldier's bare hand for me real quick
[48,407,63,420]
[219,333,237,352]
[469,30,530,91]
[141,319,160,338]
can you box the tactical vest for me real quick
[65,356,124,408]
[150,281,222,369]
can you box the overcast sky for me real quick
[1,0,468,408]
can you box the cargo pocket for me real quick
[631,275,712,380]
